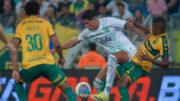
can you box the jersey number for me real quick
[26,34,43,52]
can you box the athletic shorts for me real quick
[19,64,66,86]
[124,48,137,62]
[116,62,148,84]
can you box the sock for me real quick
[118,87,129,101]
[64,87,77,101]
[103,55,117,97]
[14,82,27,101]
[100,79,106,92]
[93,78,103,93]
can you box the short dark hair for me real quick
[88,42,96,51]
[25,0,40,16]
[152,17,166,32]
[117,3,125,8]
[82,10,97,20]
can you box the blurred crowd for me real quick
[0,0,179,33]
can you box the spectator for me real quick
[165,0,179,14]
[0,1,16,33]
[37,0,50,18]
[134,8,145,24]
[58,0,72,11]
[15,0,28,16]
[78,42,106,69]
[57,5,76,28]
[16,5,26,25]
[107,0,129,16]
[0,0,3,15]
[115,3,133,20]
[95,0,108,12]
[49,0,59,9]
[57,0,72,17]
[98,4,108,18]
[44,6,56,27]
[148,0,167,16]
[6,0,15,11]
[88,3,95,10]
[69,0,89,16]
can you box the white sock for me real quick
[103,55,117,97]
[93,78,103,94]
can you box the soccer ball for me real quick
[75,82,91,98]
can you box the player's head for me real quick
[82,10,99,30]
[25,0,40,16]
[118,3,125,15]
[152,17,166,35]
[88,42,96,51]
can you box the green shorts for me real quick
[19,64,66,86]
[116,62,148,84]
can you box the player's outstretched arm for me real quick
[11,39,21,82]
[140,51,169,69]
[130,17,149,33]
[50,38,81,54]
[0,24,16,58]
[0,24,8,44]
[62,38,81,49]
[50,36,65,65]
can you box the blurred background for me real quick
[0,0,180,101]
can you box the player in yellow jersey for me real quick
[11,1,77,101]
[115,17,169,101]
[93,17,170,101]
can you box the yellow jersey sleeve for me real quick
[158,36,169,57]
[14,24,22,40]
[46,21,55,37]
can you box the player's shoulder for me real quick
[157,33,169,44]
[37,17,50,25]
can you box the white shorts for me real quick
[124,48,137,62]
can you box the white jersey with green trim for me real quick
[78,17,136,54]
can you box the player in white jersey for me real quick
[51,10,137,101]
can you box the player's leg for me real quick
[118,75,131,101]
[117,62,148,101]
[14,81,27,101]
[104,51,129,97]
[58,80,77,101]
[43,64,77,101]
[15,66,40,101]
[91,51,129,100]
[93,64,107,93]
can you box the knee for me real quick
[58,80,70,91]
[117,75,131,87]
[108,55,117,64]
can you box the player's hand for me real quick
[139,50,152,61]
[58,58,65,65]
[127,17,136,25]
[12,70,20,82]
[6,43,16,54]
[145,34,150,41]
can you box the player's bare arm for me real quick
[51,38,81,54]
[130,17,150,33]
[140,51,169,69]
[50,36,65,65]
[11,39,21,82]
[0,24,16,55]
[62,38,81,49]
